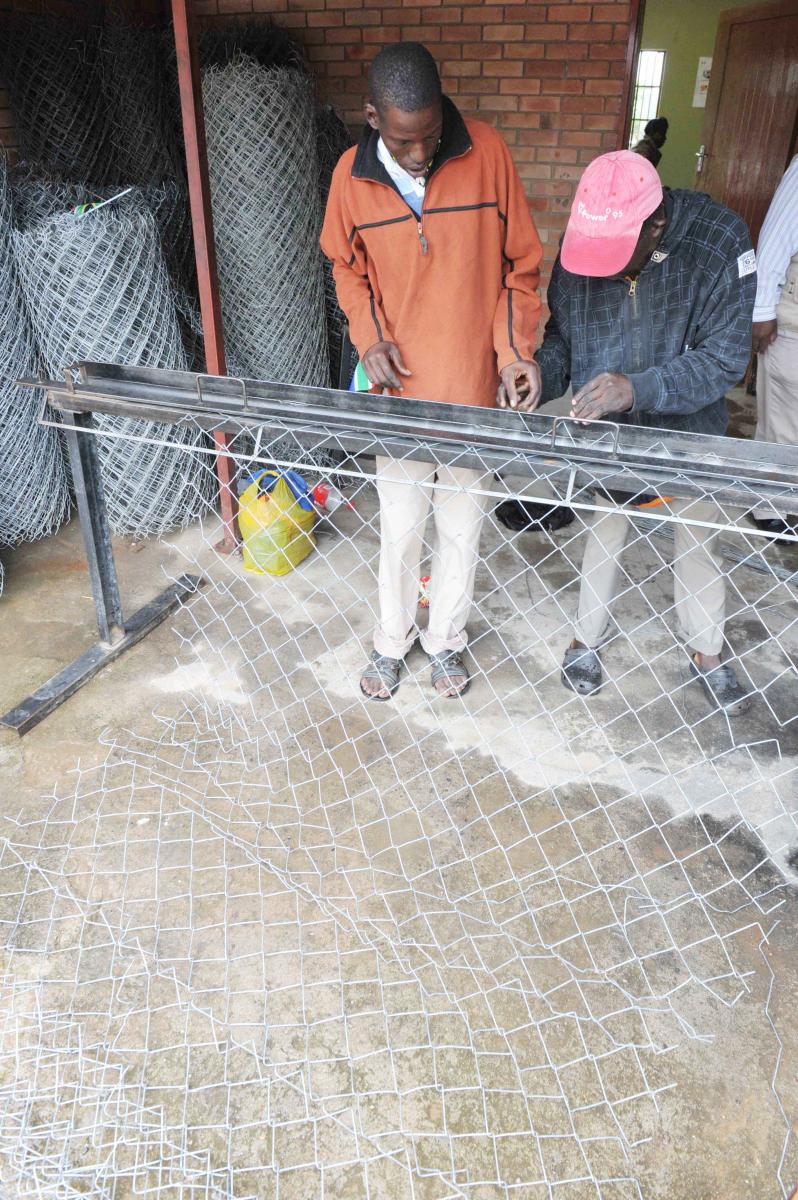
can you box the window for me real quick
[629,50,666,148]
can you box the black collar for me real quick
[351,95,472,186]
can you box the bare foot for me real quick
[693,651,721,671]
[360,672,391,699]
[429,651,469,698]
[359,653,402,700]
[433,672,468,698]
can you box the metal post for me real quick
[171,0,239,551]
[63,410,125,645]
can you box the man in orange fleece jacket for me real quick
[321,42,542,700]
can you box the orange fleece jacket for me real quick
[320,98,542,408]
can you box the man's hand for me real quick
[752,319,778,354]
[497,360,541,412]
[362,341,411,390]
[571,372,634,421]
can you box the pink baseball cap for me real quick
[561,150,663,277]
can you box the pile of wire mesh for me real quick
[0,11,116,185]
[12,207,212,537]
[0,10,351,553]
[316,104,356,388]
[0,160,71,551]
[203,58,328,388]
[99,8,184,186]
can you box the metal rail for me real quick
[22,361,798,513]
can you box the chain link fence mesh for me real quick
[2,396,796,1197]
[7,169,204,374]
[203,59,329,390]
[0,160,71,548]
[316,104,356,389]
[11,211,211,536]
[0,10,116,185]
[99,8,185,185]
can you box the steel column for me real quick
[171,0,239,551]
[63,409,125,645]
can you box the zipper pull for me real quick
[627,277,637,297]
[418,222,428,255]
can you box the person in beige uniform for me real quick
[750,155,798,540]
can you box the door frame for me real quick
[700,0,798,178]
[619,0,647,150]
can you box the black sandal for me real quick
[359,651,403,701]
[428,650,470,698]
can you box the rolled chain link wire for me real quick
[0,11,116,184]
[12,208,211,536]
[0,159,71,547]
[99,8,185,186]
[203,58,329,389]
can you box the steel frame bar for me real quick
[171,0,239,551]
[0,399,205,736]
[0,575,203,736]
[23,362,798,514]
[62,410,125,645]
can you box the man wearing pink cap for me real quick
[515,150,757,714]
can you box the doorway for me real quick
[629,0,798,233]
[697,0,798,243]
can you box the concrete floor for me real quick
[1,473,797,1199]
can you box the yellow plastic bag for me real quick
[237,469,315,576]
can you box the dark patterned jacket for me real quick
[536,188,756,435]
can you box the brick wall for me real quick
[0,0,636,283]
[196,0,635,277]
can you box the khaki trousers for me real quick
[574,494,726,657]
[373,456,491,660]
[756,252,798,455]
[754,256,798,519]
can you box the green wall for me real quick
[639,0,757,189]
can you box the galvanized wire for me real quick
[99,12,184,185]
[8,171,203,371]
[0,11,116,184]
[203,58,328,389]
[316,103,356,388]
[6,165,88,231]
[198,19,307,74]
[2,399,797,1197]
[12,208,211,536]
[162,16,307,173]
[0,158,70,547]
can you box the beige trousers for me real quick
[373,456,491,660]
[574,494,726,656]
[754,256,798,519]
[756,256,798,436]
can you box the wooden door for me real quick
[696,0,798,244]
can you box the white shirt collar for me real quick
[376,137,427,200]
